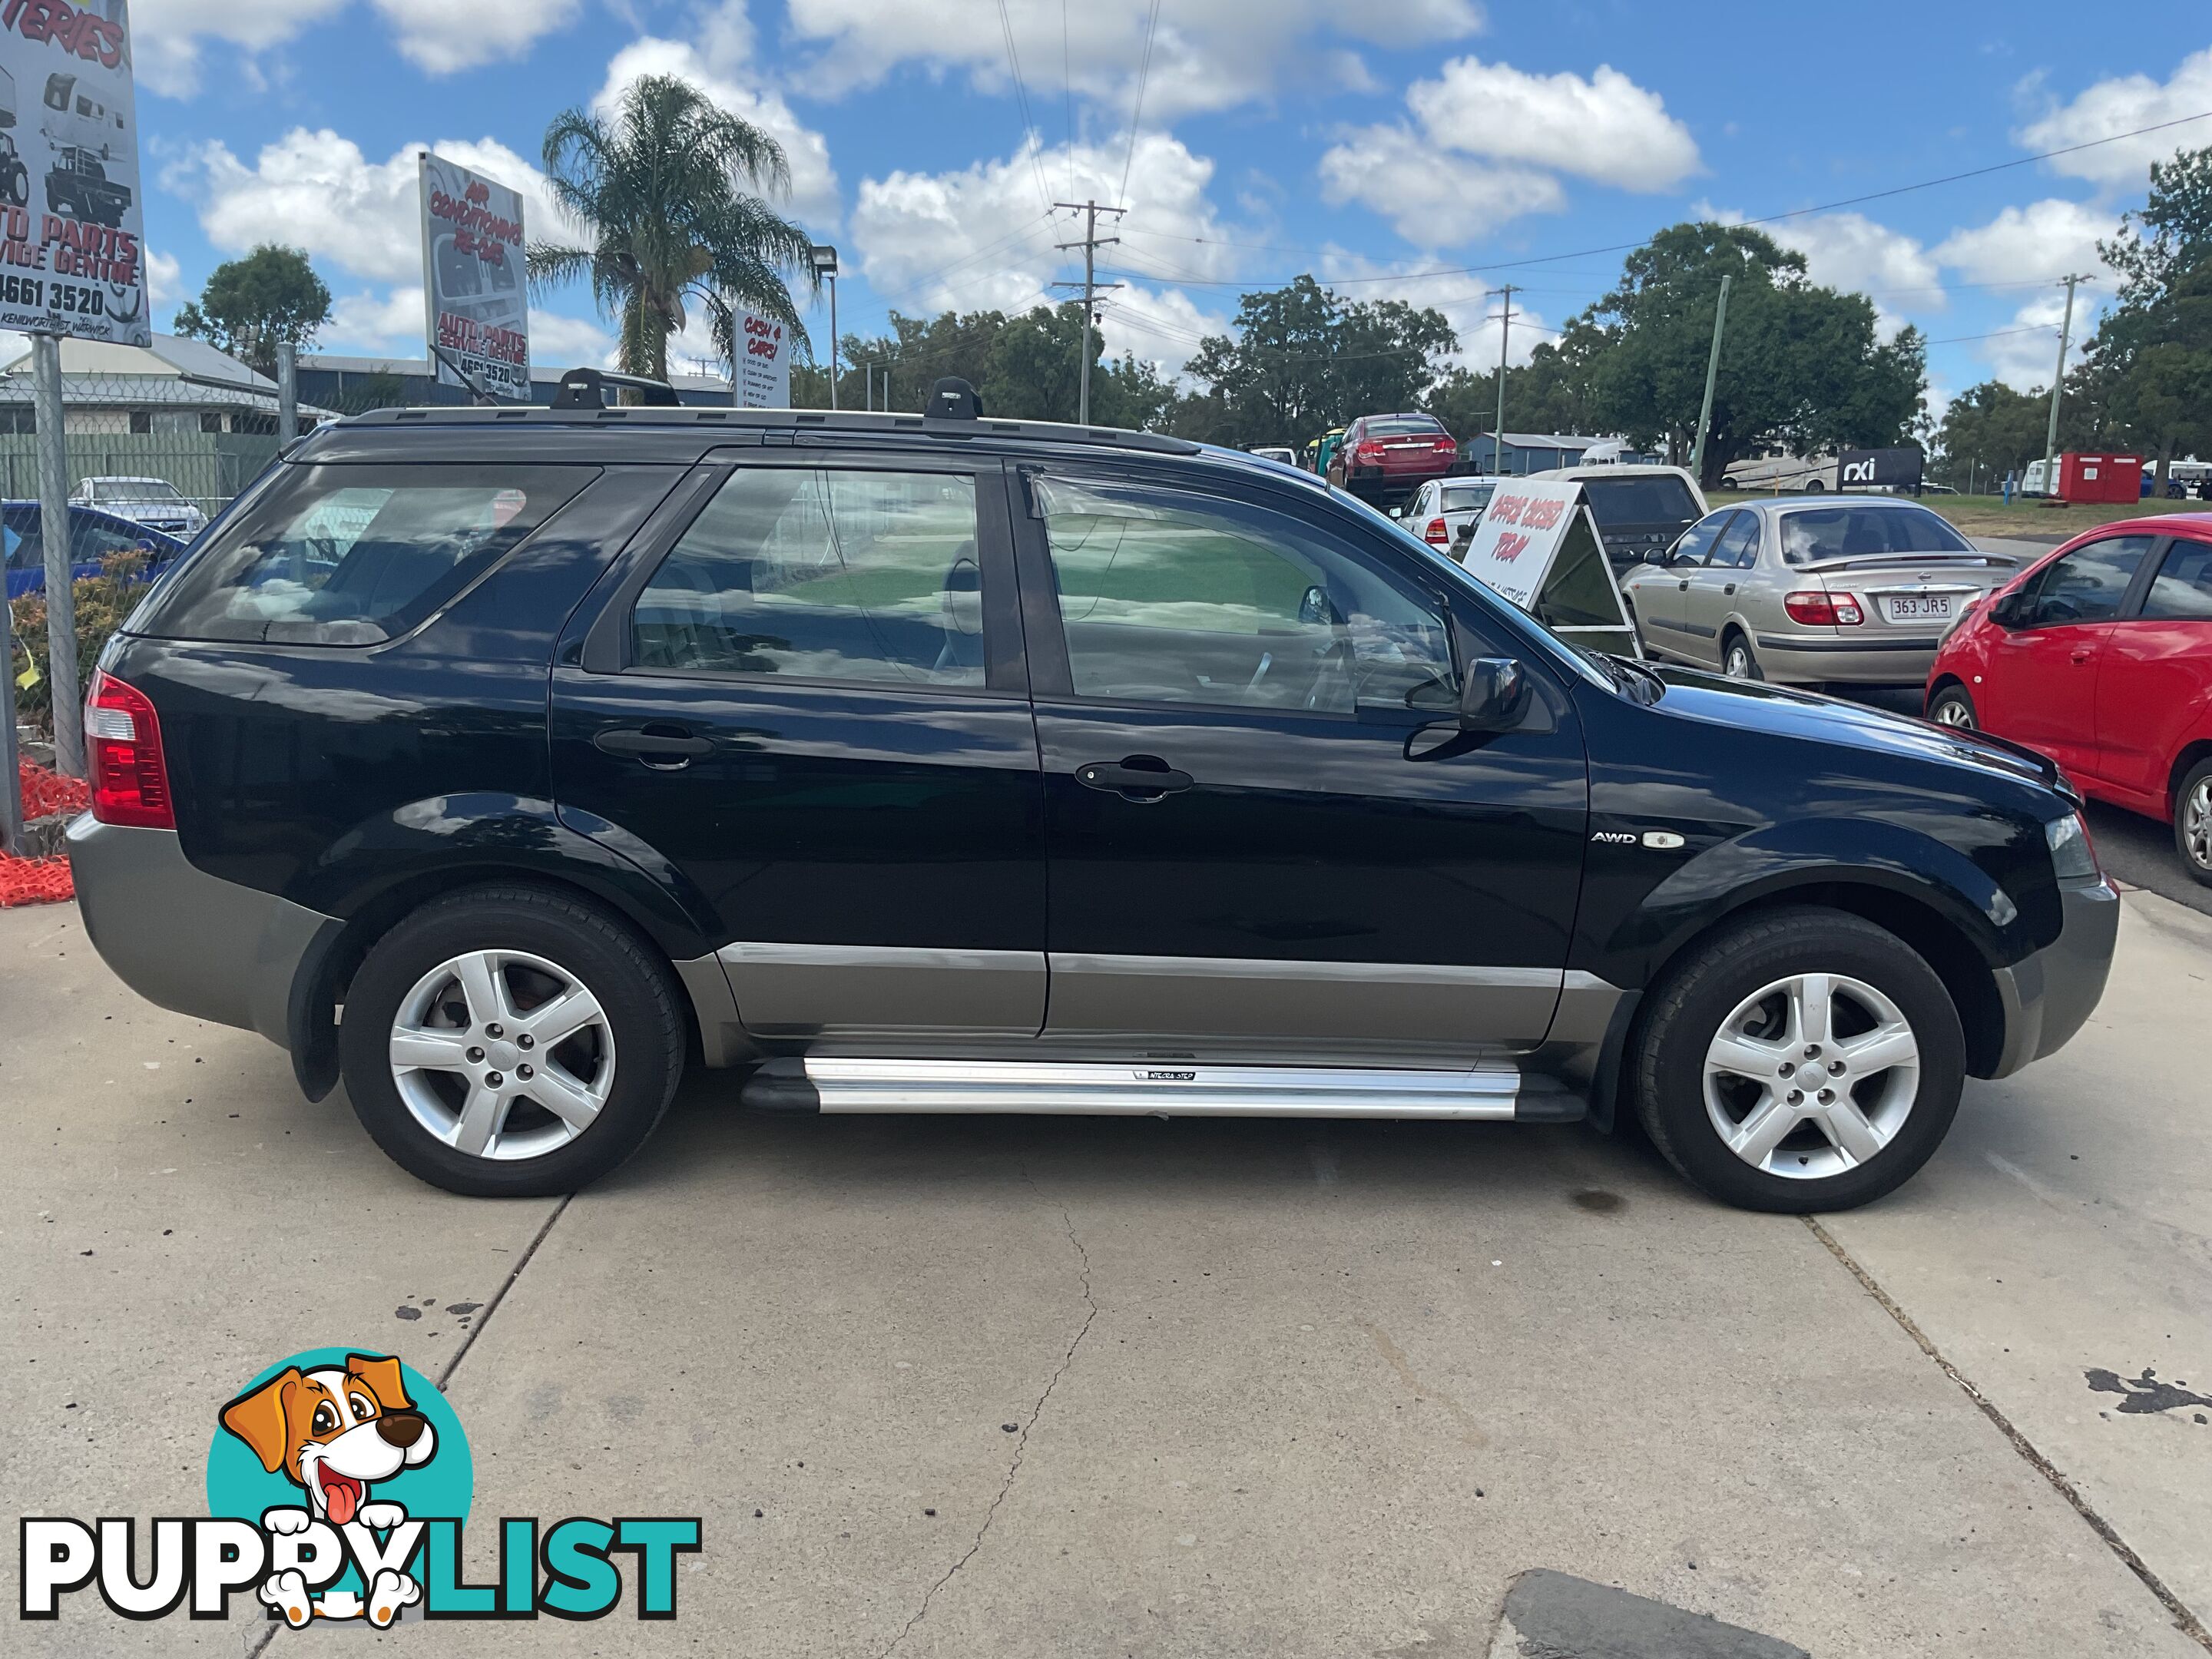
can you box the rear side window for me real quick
[141,465,591,645]
[2141,538,2212,620]
[629,467,985,688]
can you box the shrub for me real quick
[7,551,152,727]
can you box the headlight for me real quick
[2045,811,2099,882]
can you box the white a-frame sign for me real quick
[1454,480,1641,657]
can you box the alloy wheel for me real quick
[2185,778,2212,872]
[1932,697,1975,729]
[1724,643,1753,678]
[1703,972,1919,1180]
[388,949,616,1161]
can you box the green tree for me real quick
[1580,223,1926,485]
[1931,380,2059,490]
[2084,147,2212,486]
[530,74,816,384]
[1425,318,1610,446]
[171,245,332,377]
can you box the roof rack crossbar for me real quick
[550,367,682,410]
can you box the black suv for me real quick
[68,383,2118,1210]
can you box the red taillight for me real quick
[1433,438,1457,452]
[1424,516,1449,545]
[87,670,174,829]
[1355,440,1385,460]
[1783,590,1864,627]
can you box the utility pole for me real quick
[2040,273,2090,499]
[32,331,79,778]
[1053,200,1125,426]
[1688,273,1732,486]
[1491,284,1516,476]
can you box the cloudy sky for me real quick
[131,0,2212,421]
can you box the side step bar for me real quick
[743,1058,1584,1123]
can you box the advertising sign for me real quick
[419,152,528,400]
[1458,478,1639,654]
[1838,446,1925,493]
[0,0,150,346]
[733,305,790,407]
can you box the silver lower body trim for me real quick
[751,1056,1532,1119]
[717,941,1045,1040]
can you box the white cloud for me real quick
[1767,212,1941,302]
[528,312,618,371]
[132,0,350,98]
[369,0,582,75]
[594,37,842,229]
[853,132,1237,322]
[1093,285,1230,381]
[1313,253,1548,374]
[785,0,1482,122]
[2015,47,2212,189]
[326,286,428,350]
[1406,58,1700,191]
[1934,198,2117,285]
[144,250,184,310]
[1318,126,1563,247]
[1984,293,2071,390]
[163,130,571,285]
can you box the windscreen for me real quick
[1579,475,1701,527]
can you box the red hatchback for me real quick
[1926,515,2212,884]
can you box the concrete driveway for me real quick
[4,890,2207,1657]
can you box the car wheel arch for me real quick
[2167,737,2212,818]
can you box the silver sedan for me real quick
[1619,497,2022,686]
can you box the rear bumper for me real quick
[65,816,335,1050]
[1985,877,2120,1078]
[1753,633,1942,685]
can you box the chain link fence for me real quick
[3,348,310,851]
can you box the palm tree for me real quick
[529,75,816,384]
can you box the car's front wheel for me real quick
[1927,684,1977,729]
[2176,758,2212,888]
[338,886,687,1197]
[1631,908,1965,1211]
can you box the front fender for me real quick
[1592,814,2032,988]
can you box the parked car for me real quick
[1246,445,1298,468]
[2,502,187,598]
[71,475,209,539]
[1327,412,1458,505]
[1622,498,2020,686]
[1926,515,2212,885]
[1527,463,1707,570]
[68,382,2114,1214]
[1403,475,1497,551]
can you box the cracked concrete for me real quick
[8,895,2211,1656]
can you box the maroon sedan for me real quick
[1326,412,1459,505]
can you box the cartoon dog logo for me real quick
[218,1353,436,1627]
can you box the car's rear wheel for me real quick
[1721,631,1763,680]
[2176,759,2212,887]
[338,886,686,1197]
[1631,907,1965,1211]
[1927,684,1977,729]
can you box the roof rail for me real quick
[549,367,681,409]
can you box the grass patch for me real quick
[1705,490,2212,542]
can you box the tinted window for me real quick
[2021,536,2156,627]
[631,468,984,688]
[2141,538,2212,620]
[1038,473,1454,714]
[1710,514,1761,569]
[1667,511,1731,568]
[70,514,144,565]
[143,465,591,645]
[1779,505,1972,564]
[1365,416,1445,437]
[1580,475,1701,528]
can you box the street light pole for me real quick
[1053,200,1126,427]
[2040,272,2089,499]
[1491,283,1515,476]
[1688,274,1732,486]
[810,245,840,410]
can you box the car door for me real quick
[1633,508,1731,656]
[1013,464,1588,1063]
[2094,533,2211,806]
[1985,534,2159,777]
[1680,510,1760,664]
[551,451,1048,1042]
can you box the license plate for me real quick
[1883,594,1954,622]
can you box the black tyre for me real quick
[1631,907,1965,1212]
[1927,684,1977,730]
[2175,758,2212,888]
[1720,631,1763,681]
[338,885,686,1197]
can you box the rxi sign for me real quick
[1837,447,1924,492]
[0,0,151,345]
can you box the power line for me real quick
[994,0,1057,218]
[1118,0,1162,207]
[1061,0,1075,203]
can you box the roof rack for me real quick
[341,386,1202,455]
[548,367,682,409]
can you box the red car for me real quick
[1925,515,2212,884]
[1326,412,1458,505]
